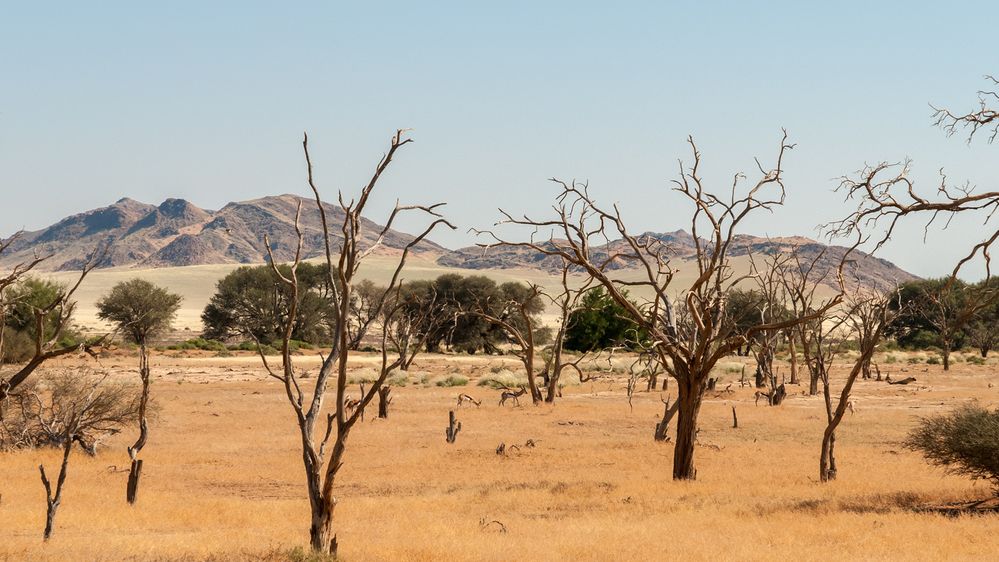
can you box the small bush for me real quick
[386,373,410,387]
[167,338,227,352]
[435,375,469,387]
[883,354,898,364]
[478,369,527,389]
[347,368,381,384]
[967,355,986,366]
[905,403,999,492]
[926,356,941,365]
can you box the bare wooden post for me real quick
[377,386,391,419]
[731,406,738,429]
[445,410,461,443]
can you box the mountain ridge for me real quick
[1,195,918,291]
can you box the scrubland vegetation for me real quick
[3,76,999,560]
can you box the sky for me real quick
[2,1,997,279]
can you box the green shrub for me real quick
[926,355,941,365]
[883,354,898,364]
[167,338,227,352]
[967,355,987,366]
[905,403,999,491]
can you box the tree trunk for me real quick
[126,459,143,504]
[942,341,951,371]
[819,429,837,482]
[672,381,703,480]
[308,501,337,555]
[809,371,819,396]
[377,386,391,419]
[788,334,798,385]
[127,343,151,505]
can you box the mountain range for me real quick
[0,195,918,290]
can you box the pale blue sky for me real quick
[2,1,997,278]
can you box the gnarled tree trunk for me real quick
[672,379,704,480]
[127,343,151,504]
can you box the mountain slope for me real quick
[440,232,918,292]
[0,195,447,271]
[1,196,918,292]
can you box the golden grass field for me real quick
[2,349,998,561]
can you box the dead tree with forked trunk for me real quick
[746,250,794,396]
[32,372,141,540]
[478,132,845,480]
[467,284,547,404]
[537,262,594,402]
[254,130,454,556]
[780,247,847,397]
[819,289,899,482]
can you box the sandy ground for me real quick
[1,350,998,561]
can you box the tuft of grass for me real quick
[435,375,469,387]
[477,369,527,389]
[347,368,381,384]
[386,373,410,387]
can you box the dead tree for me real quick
[819,290,898,482]
[31,372,140,539]
[829,76,999,283]
[477,132,844,479]
[253,130,454,556]
[537,262,593,402]
[747,251,793,391]
[383,284,444,371]
[0,240,105,404]
[779,246,846,397]
[469,284,546,404]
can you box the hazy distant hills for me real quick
[440,231,919,292]
[1,195,917,291]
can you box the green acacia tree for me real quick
[96,278,181,504]
[564,287,642,352]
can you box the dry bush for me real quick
[477,369,527,389]
[0,371,142,454]
[905,403,999,493]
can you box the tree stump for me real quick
[377,387,392,419]
[126,459,143,504]
[732,406,738,429]
[445,410,461,443]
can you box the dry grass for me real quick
[2,351,998,561]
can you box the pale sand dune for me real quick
[44,253,838,333]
